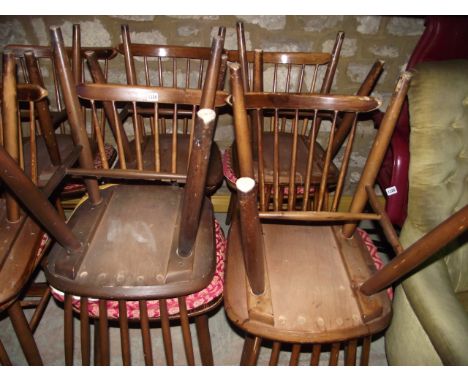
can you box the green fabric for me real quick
[385,60,468,365]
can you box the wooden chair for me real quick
[37,27,228,365]
[116,24,228,193]
[224,64,416,365]
[224,22,384,221]
[4,24,118,197]
[0,53,80,365]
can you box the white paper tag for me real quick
[146,93,159,102]
[385,186,398,196]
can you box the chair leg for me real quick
[240,335,262,366]
[159,299,174,366]
[80,297,91,366]
[329,342,341,366]
[310,344,321,366]
[64,294,74,366]
[360,336,372,366]
[225,192,237,225]
[0,338,12,366]
[289,343,301,366]
[7,300,43,365]
[178,297,195,365]
[195,314,214,365]
[98,300,110,365]
[269,341,281,366]
[345,339,358,366]
[28,287,51,333]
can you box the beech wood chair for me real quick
[0,53,80,365]
[116,24,228,193]
[224,22,384,221]
[37,27,227,365]
[4,24,118,197]
[224,64,417,365]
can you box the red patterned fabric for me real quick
[62,144,117,193]
[222,147,313,196]
[50,220,226,319]
[357,228,393,300]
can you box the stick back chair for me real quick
[224,65,416,365]
[224,22,384,221]
[0,53,79,365]
[40,27,227,365]
[4,24,118,197]
[116,24,228,193]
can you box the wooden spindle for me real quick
[343,71,412,237]
[329,342,340,366]
[159,299,174,365]
[302,110,319,211]
[177,109,216,256]
[118,301,131,366]
[50,27,101,205]
[310,344,321,365]
[345,339,358,365]
[179,297,195,365]
[139,300,153,366]
[237,177,266,295]
[98,300,110,365]
[64,294,74,365]
[289,344,301,365]
[320,31,344,94]
[80,297,90,365]
[195,314,214,365]
[236,21,250,92]
[360,336,371,366]
[269,342,281,365]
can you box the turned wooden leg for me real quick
[195,314,214,365]
[8,300,42,365]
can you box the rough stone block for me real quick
[369,44,399,58]
[237,16,286,31]
[386,17,425,36]
[300,16,344,32]
[0,19,27,44]
[58,20,112,46]
[356,16,382,34]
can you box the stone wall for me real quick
[0,15,425,194]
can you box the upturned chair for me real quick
[224,22,384,220]
[0,53,80,365]
[224,64,416,365]
[116,24,228,193]
[38,27,227,365]
[4,24,118,197]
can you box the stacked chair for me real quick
[1,19,466,366]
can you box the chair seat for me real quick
[0,198,49,307]
[126,135,223,193]
[44,184,218,300]
[222,133,339,190]
[224,218,392,344]
[50,219,226,320]
[23,134,117,195]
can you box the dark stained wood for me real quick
[50,26,101,204]
[360,336,371,365]
[139,300,154,366]
[98,299,110,365]
[64,294,74,365]
[44,186,216,299]
[345,339,358,365]
[80,297,91,365]
[7,301,43,365]
[118,300,131,365]
[0,339,12,366]
[310,344,321,366]
[195,314,214,365]
[179,297,195,365]
[289,344,301,365]
[329,342,340,366]
[159,299,174,365]
[269,341,281,366]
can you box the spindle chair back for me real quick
[0,52,80,365]
[224,68,416,365]
[39,26,227,365]
[115,24,227,191]
[229,63,383,212]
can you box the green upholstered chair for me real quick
[385,60,468,365]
